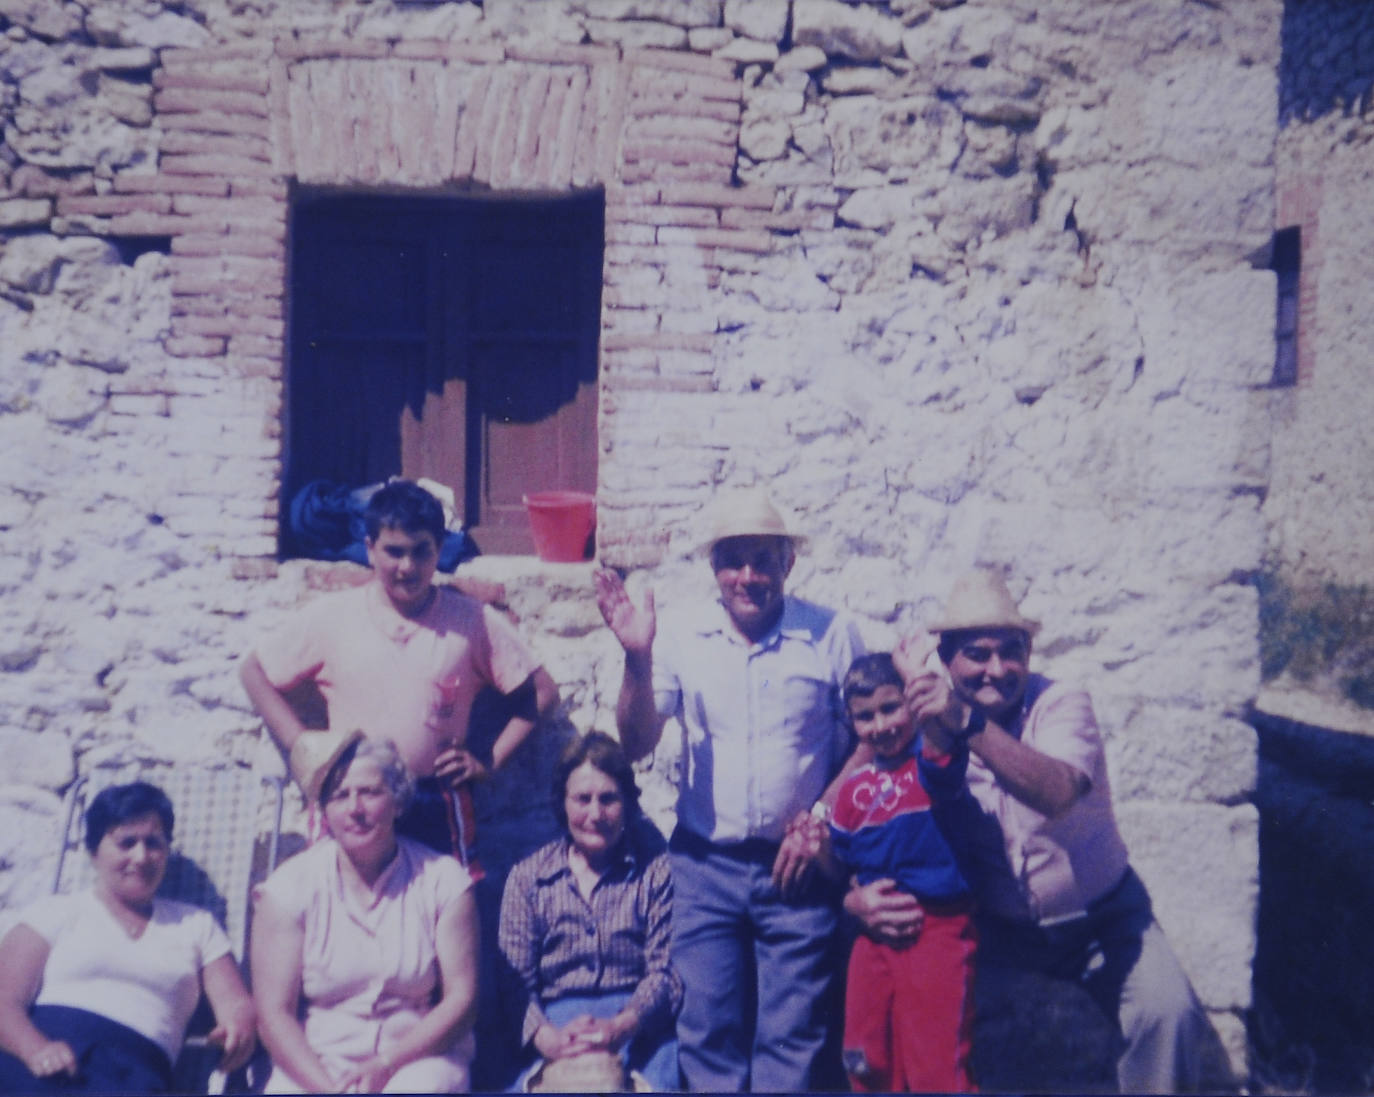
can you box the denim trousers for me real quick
[669,827,841,1092]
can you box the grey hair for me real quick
[321,736,415,814]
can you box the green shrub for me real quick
[1256,570,1374,711]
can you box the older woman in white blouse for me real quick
[251,733,479,1093]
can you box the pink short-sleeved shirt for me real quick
[254,582,538,777]
[964,676,1131,923]
[255,837,475,1075]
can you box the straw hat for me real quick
[288,727,365,804]
[699,487,805,552]
[927,569,1041,636]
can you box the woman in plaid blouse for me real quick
[499,732,682,1090]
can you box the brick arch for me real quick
[82,38,795,563]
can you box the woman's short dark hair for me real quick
[84,781,175,853]
[551,732,641,832]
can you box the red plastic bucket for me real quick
[523,491,596,562]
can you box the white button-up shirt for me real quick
[652,596,864,844]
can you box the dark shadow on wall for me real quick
[1249,710,1374,1093]
[1280,0,1374,125]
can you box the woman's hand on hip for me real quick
[435,745,489,788]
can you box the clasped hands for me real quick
[534,1013,636,1061]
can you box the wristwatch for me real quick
[957,707,987,739]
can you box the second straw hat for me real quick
[927,569,1041,636]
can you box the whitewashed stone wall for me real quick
[0,0,1279,1075]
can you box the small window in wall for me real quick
[286,189,603,555]
[1272,225,1301,387]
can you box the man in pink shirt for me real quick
[241,480,559,876]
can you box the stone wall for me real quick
[0,0,1277,1076]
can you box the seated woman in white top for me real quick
[251,732,480,1094]
[0,781,256,1093]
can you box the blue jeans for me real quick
[669,828,841,1092]
[513,991,680,1092]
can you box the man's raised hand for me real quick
[594,568,656,656]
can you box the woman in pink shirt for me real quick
[251,733,480,1093]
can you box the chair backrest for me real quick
[54,764,284,958]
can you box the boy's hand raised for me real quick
[893,632,938,681]
[895,631,966,736]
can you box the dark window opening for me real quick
[286,188,603,556]
[1272,225,1300,387]
[112,236,171,264]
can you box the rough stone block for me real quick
[585,19,689,51]
[688,27,734,51]
[90,47,155,72]
[1120,801,1258,1010]
[794,0,904,60]
[724,0,788,42]
[714,38,780,64]
[821,67,897,96]
[0,197,53,228]
[1137,268,1278,394]
[776,45,829,73]
[109,393,170,416]
[572,0,721,29]
[1146,394,1269,494]
[1106,708,1257,805]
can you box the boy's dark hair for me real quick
[363,480,447,544]
[551,731,642,832]
[842,652,905,707]
[84,781,175,853]
[936,627,1032,665]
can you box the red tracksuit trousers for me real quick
[843,907,978,1093]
